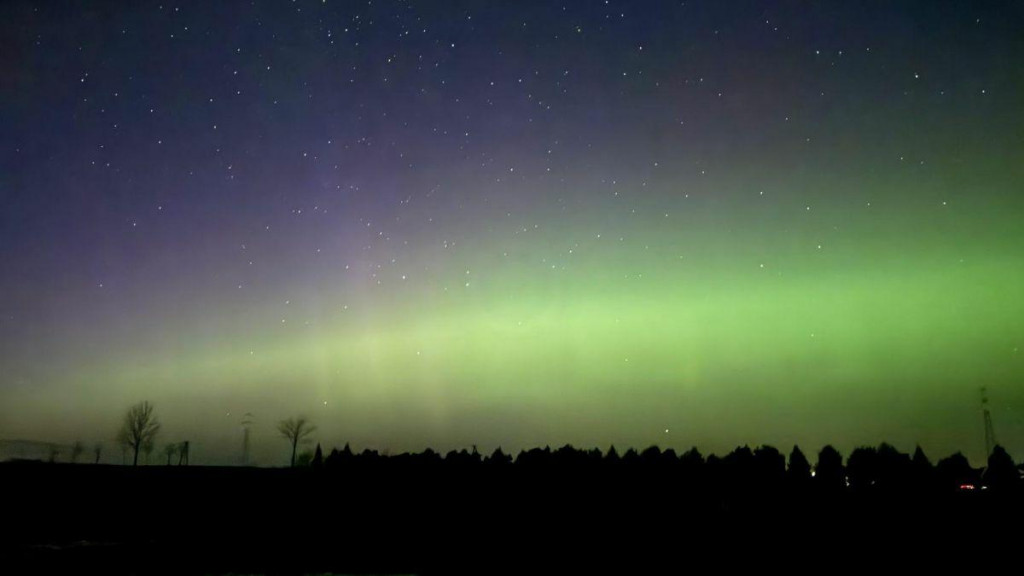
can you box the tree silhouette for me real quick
[312,443,324,468]
[164,444,177,466]
[277,417,316,467]
[983,445,1018,490]
[93,442,103,464]
[119,401,161,466]
[753,445,786,487]
[295,449,315,467]
[680,447,703,468]
[787,445,812,485]
[876,443,912,489]
[911,445,934,488]
[846,446,878,490]
[912,445,932,470]
[815,445,845,490]
[70,441,85,463]
[936,452,975,489]
[488,447,512,466]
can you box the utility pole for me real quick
[981,387,997,458]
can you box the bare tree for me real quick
[277,417,316,467]
[119,401,161,466]
[70,441,85,463]
[93,443,103,464]
[164,443,177,465]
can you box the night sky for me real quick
[2,1,1022,466]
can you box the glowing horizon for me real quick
[1,1,1022,465]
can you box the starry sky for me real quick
[1,1,1022,466]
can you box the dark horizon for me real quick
[0,427,1015,471]
[4,437,1021,573]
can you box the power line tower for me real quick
[241,413,254,466]
[981,387,997,458]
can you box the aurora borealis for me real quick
[1,1,1022,466]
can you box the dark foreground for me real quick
[3,459,1021,574]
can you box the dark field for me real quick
[3,452,1021,574]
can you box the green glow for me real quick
[9,177,1020,464]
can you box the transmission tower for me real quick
[241,413,254,465]
[981,387,997,458]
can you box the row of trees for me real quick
[42,441,103,464]
[37,402,311,466]
[49,401,1022,486]
[313,442,1022,491]
[109,401,317,467]
[33,402,162,465]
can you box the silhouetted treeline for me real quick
[313,441,1019,495]
[2,442,1021,574]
